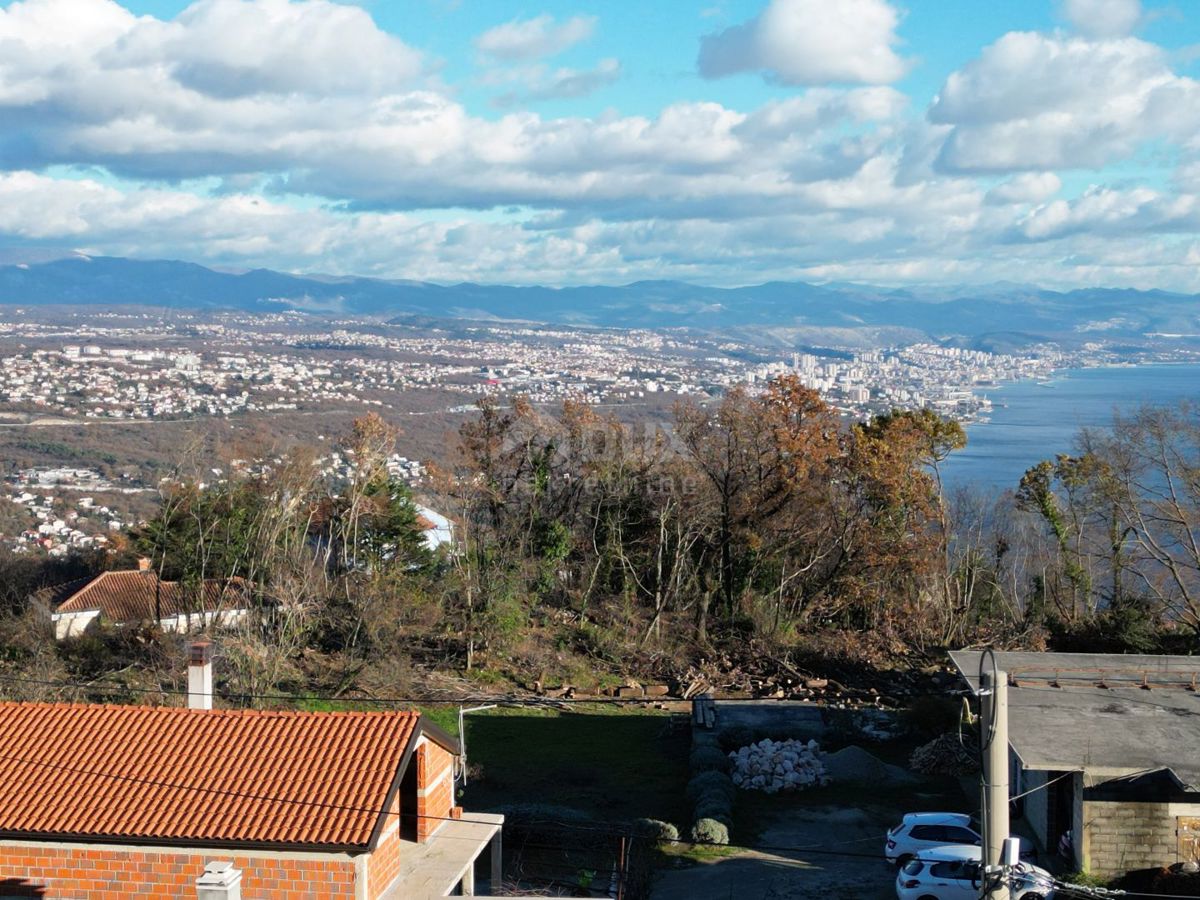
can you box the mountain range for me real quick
[2,254,1198,350]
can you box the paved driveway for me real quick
[653,806,896,900]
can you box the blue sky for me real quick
[2,0,1200,289]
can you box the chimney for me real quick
[136,556,152,572]
[196,861,241,900]
[188,640,213,711]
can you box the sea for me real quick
[940,363,1200,493]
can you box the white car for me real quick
[885,812,1035,866]
[895,844,1054,900]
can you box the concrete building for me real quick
[952,650,1200,880]
[415,504,454,554]
[0,648,501,897]
[32,562,252,640]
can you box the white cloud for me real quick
[1014,184,1200,241]
[475,14,595,61]
[491,58,621,107]
[985,172,1062,205]
[930,32,1200,172]
[697,0,910,85]
[1060,0,1141,38]
[0,0,914,218]
[1,1,1200,291]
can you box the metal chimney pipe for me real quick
[188,640,213,711]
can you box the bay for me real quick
[940,363,1200,492]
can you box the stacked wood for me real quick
[909,732,981,775]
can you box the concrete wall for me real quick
[160,609,248,633]
[50,608,247,640]
[51,609,100,640]
[1081,800,1200,879]
[710,700,826,739]
[1021,770,1051,850]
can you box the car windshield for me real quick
[901,859,924,876]
[968,816,982,833]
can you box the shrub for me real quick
[686,771,736,805]
[690,817,730,845]
[693,786,734,812]
[693,798,733,827]
[633,818,679,842]
[689,745,729,774]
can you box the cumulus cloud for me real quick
[985,172,1062,205]
[491,58,621,107]
[1010,184,1200,241]
[1060,0,1141,38]
[0,0,914,218]
[930,32,1200,173]
[475,14,595,61]
[697,0,910,85]
[2,0,1200,291]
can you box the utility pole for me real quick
[980,668,1010,900]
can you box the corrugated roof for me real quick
[50,571,249,622]
[0,703,421,849]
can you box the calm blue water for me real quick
[941,364,1200,492]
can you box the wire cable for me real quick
[0,745,888,862]
[1052,876,1200,899]
[0,671,676,707]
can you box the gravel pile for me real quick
[728,738,829,794]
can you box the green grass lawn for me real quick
[453,705,691,828]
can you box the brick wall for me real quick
[366,792,403,898]
[414,739,456,843]
[0,841,358,899]
[1083,800,1180,879]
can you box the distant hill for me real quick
[1,254,1198,347]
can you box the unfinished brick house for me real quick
[0,649,502,898]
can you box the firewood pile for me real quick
[662,649,955,709]
[909,732,980,775]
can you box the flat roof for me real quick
[950,651,1200,789]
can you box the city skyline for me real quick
[2,0,1200,290]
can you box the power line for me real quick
[1009,769,1074,803]
[0,744,886,862]
[1052,877,1200,899]
[0,671,667,707]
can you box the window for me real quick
[943,825,980,844]
[930,861,967,880]
[901,859,925,876]
[910,825,939,841]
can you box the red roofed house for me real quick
[0,647,503,898]
[32,560,252,640]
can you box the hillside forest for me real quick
[0,376,1197,702]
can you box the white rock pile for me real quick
[728,738,830,794]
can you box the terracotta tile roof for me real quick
[50,571,250,623]
[31,576,93,610]
[0,703,423,850]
